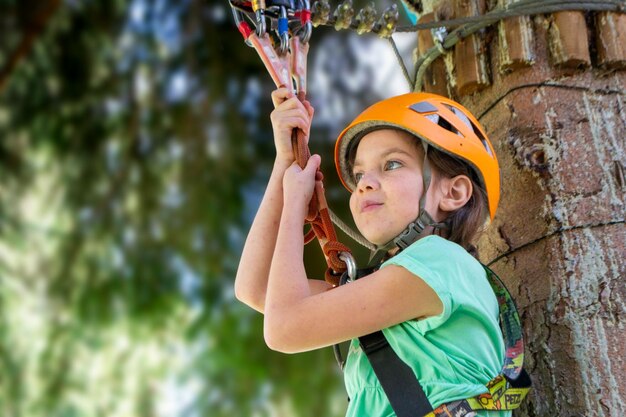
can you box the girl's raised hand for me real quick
[270,88,315,164]
[282,154,321,218]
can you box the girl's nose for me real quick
[356,171,380,192]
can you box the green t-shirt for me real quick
[343,235,511,417]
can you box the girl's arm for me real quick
[234,89,332,313]
[264,157,444,353]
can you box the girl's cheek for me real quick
[348,193,358,217]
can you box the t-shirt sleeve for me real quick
[382,237,453,335]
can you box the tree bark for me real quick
[418,1,626,415]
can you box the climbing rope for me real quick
[230,0,356,285]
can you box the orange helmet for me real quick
[334,92,500,220]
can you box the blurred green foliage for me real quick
[0,0,379,415]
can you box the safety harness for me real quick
[333,130,531,416]
[336,262,531,417]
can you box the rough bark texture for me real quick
[417,2,625,416]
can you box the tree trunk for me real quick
[418,2,626,415]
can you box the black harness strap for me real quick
[335,264,530,417]
[335,266,434,415]
[359,331,433,417]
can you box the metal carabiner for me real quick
[277,5,290,55]
[311,0,330,27]
[355,2,377,35]
[255,10,267,37]
[333,0,354,31]
[252,0,267,37]
[232,8,254,47]
[298,0,312,43]
[377,4,398,38]
[338,251,357,283]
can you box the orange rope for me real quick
[237,26,353,285]
[291,94,352,286]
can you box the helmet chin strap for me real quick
[368,143,450,267]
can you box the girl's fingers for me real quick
[272,107,309,122]
[271,88,293,108]
[306,154,321,173]
[303,100,315,120]
[271,109,311,132]
[273,117,309,134]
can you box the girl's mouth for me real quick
[361,201,383,212]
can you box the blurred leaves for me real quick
[0,0,350,416]
[0,0,408,413]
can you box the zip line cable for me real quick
[314,0,623,91]
[387,35,413,91]
[320,0,623,34]
[486,219,625,267]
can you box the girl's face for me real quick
[349,129,441,245]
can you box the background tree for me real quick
[0,0,400,415]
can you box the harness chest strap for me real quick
[346,265,531,417]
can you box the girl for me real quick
[235,88,510,417]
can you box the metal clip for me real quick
[252,0,268,37]
[296,0,313,43]
[338,252,357,283]
[355,2,377,35]
[311,0,330,27]
[277,6,290,55]
[431,26,447,53]
[333,0,354,31]
[377,4,398,38]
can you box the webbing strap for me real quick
[428,369,531,416]
[355,264,530,416]
[359,331,433,417]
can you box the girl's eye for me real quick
[385,160,402,171]
[353,172,363,183]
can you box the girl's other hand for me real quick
[270,88,315,165]
[283,154,321,217]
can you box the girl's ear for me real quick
[438,175,472,213]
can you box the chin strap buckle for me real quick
[394,221,422,250]
[394,210,449,251]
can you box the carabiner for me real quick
[298,0,313,43]
[311,0,330,27]
[333,0,354,31]
[355,2,376,35]
[277,5,290,55]
[338,252,357,283]
[377,4,398,38]
[252,0,267,37]
[232,9,254,47]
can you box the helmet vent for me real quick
[468,119,493,157]
[423,113,462,137]
[409,101,438,114]
[436,115,461,136]
[443,104,494,157]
